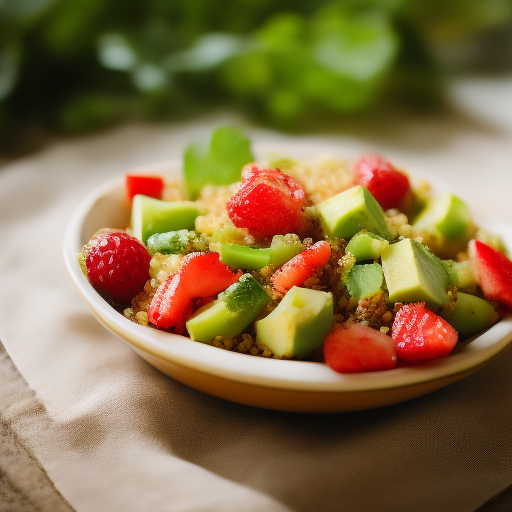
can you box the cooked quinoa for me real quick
[122,155,487,361]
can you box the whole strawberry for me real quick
[80,230,151,304]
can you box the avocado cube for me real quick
[186,274,270,342]
[413,193,473,241]
[315,185,392,240]
[440,292,498,339]
[131,194,202,244]
[345,231,389,261]
[381,238,450,306]
[255,287,334,358]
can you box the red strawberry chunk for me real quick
[324,323,397,373]
[469,239,512,310]
[148,272,192,333]
[354,154,410,210]
[392,303,458,363]
[148,252,242,333]
[84,231,151,304]
[226,165,307,238]
[126,174,164,202]
[272,240,331,294]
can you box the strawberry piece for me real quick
[126,174,164,202]
[148,252,242,333]
[354,154,410,210]
[272,240,331,294]
[226,165,307,238]
[83,231,151,304]
[392,302,458,362]
[469,239,512,310]
[324,323,397,373]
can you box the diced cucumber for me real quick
[219,244,271,269]
[345,231,389,261]
[131,194,202,244]
[146,230,193,255]
[346,263,384,300]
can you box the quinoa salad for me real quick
[79,128,512,374]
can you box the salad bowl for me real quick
[63,157,512,413]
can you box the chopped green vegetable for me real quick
[131,195,202,244]
[186,274,270,342]
[381,238,450,307]
[183,126,254,199]
[219,243,271,270]
[345,231,389,262]
[255,286,334,358]
[346,262,384,300]
[270,234,303,267]
[413,193,473,241]
[218,273,270,312]
[314,185,392,240]
[146,230,208,255]
[441,293,498,339]
[147,230,191,255]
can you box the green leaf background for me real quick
[1,0,511,146]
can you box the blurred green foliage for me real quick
[1,0,511,144]
[184,126,253,198]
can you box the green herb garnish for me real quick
[183,126,254,200]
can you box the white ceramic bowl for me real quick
[63,158,512,413]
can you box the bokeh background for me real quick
[1,0,512,152]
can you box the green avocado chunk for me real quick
[440,292,498,339]
[345,231,389,261]
[413,193,472,241]
[186,274,271,342]
[131,194,202,244]
[346,262,384,300]
[219,244,271,269]
[270,234,303,267]
[381,238,450,306]
[314,185,392,240]
[255,287,334,358]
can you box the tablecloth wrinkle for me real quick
[1,102,512,511]
[0,344,76,512]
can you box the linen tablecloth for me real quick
[1,79,512,512]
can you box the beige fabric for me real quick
[1,91,512,512]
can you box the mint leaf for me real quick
[183,126,254,199]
